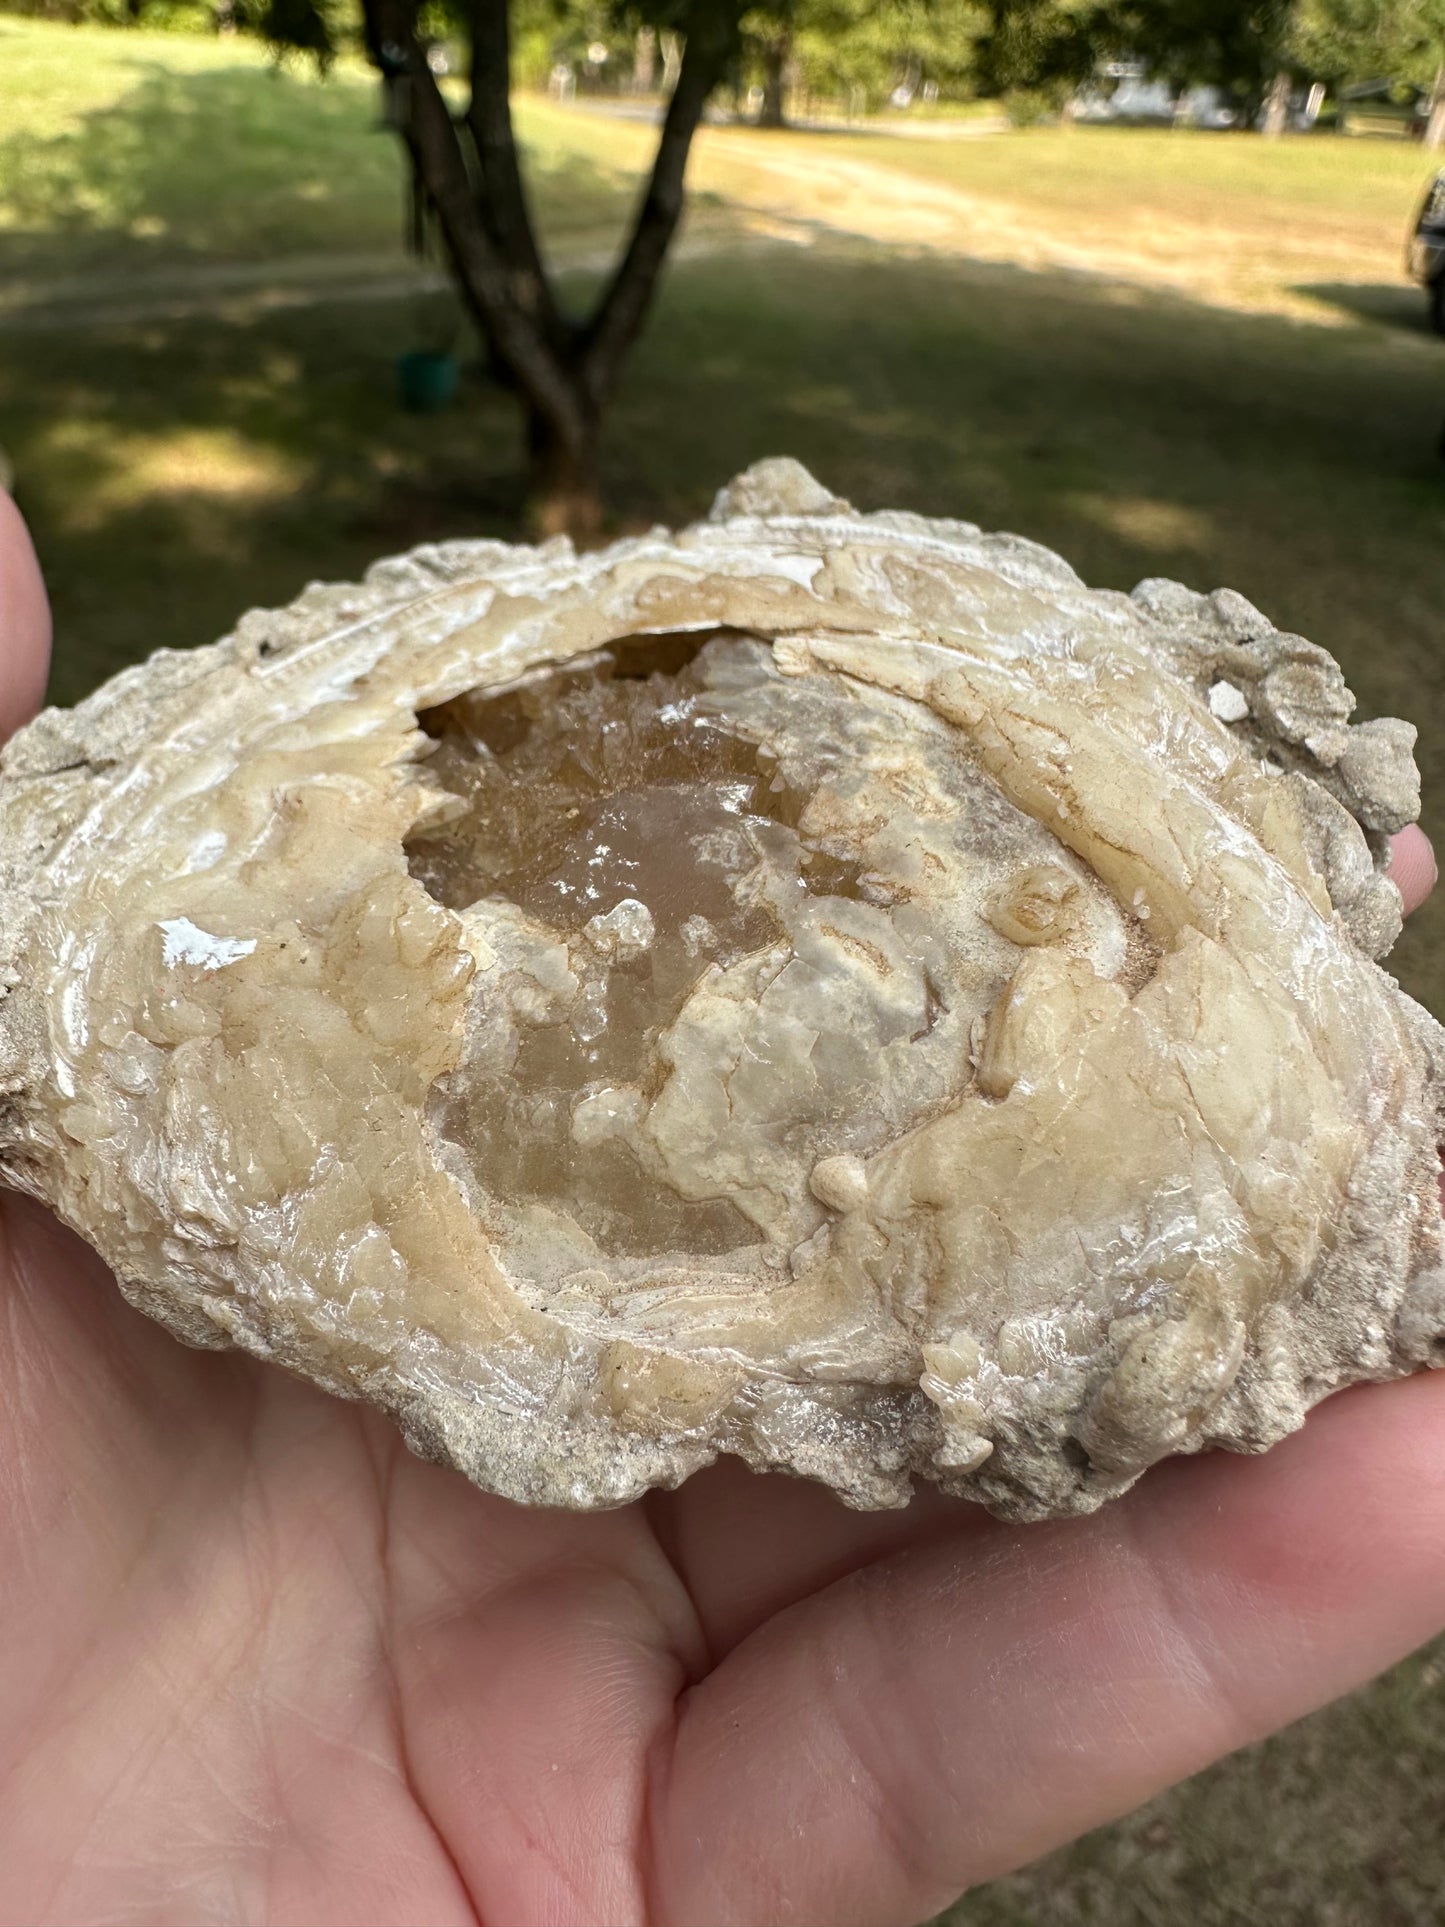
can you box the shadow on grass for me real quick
[0,59,397,277]
[1295,279,1439,335]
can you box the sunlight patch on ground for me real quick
[1072,493,1214,552]
[118,427,300,502]
[40,421,303,529]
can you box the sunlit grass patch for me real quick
[0,20,652,284]
[38,421,305,532]
[1074,494,1214,553]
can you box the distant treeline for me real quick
[4,0,1443,138]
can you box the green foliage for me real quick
[975,0,1110,98]
[18,0,1445,102]
[977,0,1299,104]
[1000,81,1063,119]
[1120,0,1295,95]
[496,0,670,88]
[978,0,1445,103]
[1292,0,1445,89]
[0,0,984,108]
[785,0,985,109]
[246,0,752,89]
[248,0,350,65]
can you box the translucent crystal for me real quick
[406,632,1130,1260]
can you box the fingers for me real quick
[1387,824,1437,917]
[0,492,51,740]
[649,1371,1445,1927]
[1382,825,1443,1210]
[652,1462,987,1660]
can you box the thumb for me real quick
[0,490,52,740]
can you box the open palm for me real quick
[2,496,1444,1927]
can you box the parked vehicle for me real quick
[1408,171,1445,334]
[1071,68,1238,128]
[1340,79,1429,139]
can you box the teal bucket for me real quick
[397,349,460,413]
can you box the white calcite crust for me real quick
[0,458,1441,1518]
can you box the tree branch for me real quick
[465,0,564,344]
[361,0,585,441]
[578,7,735,407]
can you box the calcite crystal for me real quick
[1,458,1441,1518]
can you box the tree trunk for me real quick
[360,0,731,538]
[758,38,789,128]
[580,22,735,408]
[660,32,682,93]
[527,407,603,540]
[466,0,559,340]
[1261,69,1290,138]
[633,27,657,95]
[1427,65,1445,151]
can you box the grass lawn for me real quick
[0,23,402,279]
[0,19,646,284]
[3,20,1445,1923]
[537,99,1445,316]
[713,117,1444,318]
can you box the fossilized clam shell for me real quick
[1,458,1440,1518]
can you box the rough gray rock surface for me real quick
[0,457,1439,1519]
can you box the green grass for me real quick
[0,19,642,282]
[806,118,1438,229]
[675,112,1445,318]
[3,20,1445,1921]
[0,23,398,277]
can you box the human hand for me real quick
[1,491,1442,1927]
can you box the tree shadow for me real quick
[0,58,396,279]
[1294,280,1436,336]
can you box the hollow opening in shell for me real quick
[404,629,1137,1270]
[405,631,877,1258]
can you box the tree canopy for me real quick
[975,0,1301,110]
[12,0,1445,106]
[1294,0,1445,92]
